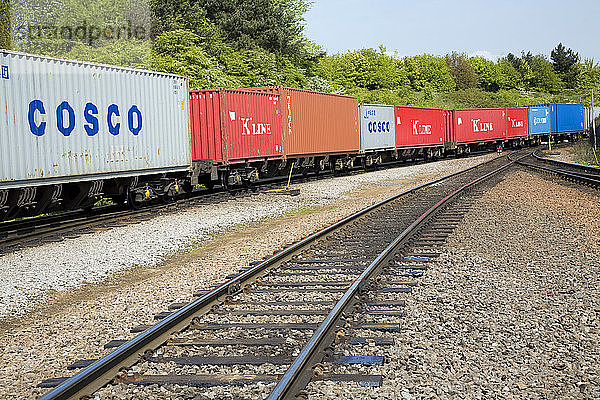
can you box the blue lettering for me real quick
[128,105,142,135]
[368,121,372,133]
[28,100,46,136]
[1,66,8,79]
[107,104,120,135]
[84,102,99,136]
[386,122,390,132]
[56,101,75,136]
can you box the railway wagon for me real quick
[451,108,507,154]
[395,106,445,159]
[244,87,360,171]
[358,104,395,166]
[0,50,191,220]
[189,89,283,187]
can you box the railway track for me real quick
[0,151,493,253]
[513,150,600,187]
[37,151,521,400]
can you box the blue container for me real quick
[527,106,550,135]
[549,103,584,134]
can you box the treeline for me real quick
[5,0,600,108]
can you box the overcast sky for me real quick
[304,0,599,61]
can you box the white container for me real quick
[359,104,396,152]
[584,106,600,132]
[0,50,190,190]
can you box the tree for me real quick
[445,52,478,90]
[190,0,311,56]
[530,54,561,93]
[497,58,522,90]
[403,54,455,93]
[469,56,503,92]
[0,0,10,49]
[551,43,580,88]
[315,47,408,91]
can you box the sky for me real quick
[303,0,600,61]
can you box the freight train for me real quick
[0,50,586,221]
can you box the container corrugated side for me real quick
[395,106,445,148]
[190,90,224,163]
[222,90,283,162]
[243,87,359,157]
[550,103,584,133]
[359,104,395,152]
[505,108,528,138]
[453,108,507,144]
[584,106,600,131]
[443,110,454,146]
[190,89,283,164]
[527,106,550,135]
[0,50,190,190]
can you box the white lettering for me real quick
[471,119,494,133]
[412,120,432,135]
[241,117,252,135]
[239,117,271,136]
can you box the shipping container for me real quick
[549,103,584,134]
[452,108,507,144]
[505,108,528,138]
[443,110,454,147]
[584,106,600,132]
[190,89,283,164]
[527,106,550,135]
[243,87,359,157]
[359,104,395,152]
[0,50,190,190]
[395,106,445,148]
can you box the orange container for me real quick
[244,87,359,158]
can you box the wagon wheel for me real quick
[126,187,142,210]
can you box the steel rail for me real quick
[532,150,600,174]
[267,154,522,400]
[515,152,600,187]
[38,156,503,400]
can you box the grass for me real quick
[569,141,600,166]
[283,207,316,217]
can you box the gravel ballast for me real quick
[306,169,600,399]
[0,155,492,321]
[0,154,495,399]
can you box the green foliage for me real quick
[402,54,455,92]
[6,0,596,110]
[469,56,504,92]
[315,47,408,91]
[0,0,10,49]
[187,0,310,56]
[445,52,478,90]
[551,43,580,89]
[151,29,235,88]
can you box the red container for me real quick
[395,106,445,148]
[242,87,359,157]
[506,107,528,138]
[190,89,283,164]
[452,108,507,144]
[443,110,454,145]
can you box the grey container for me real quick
[584,106,600,132]
[359,104,396,152]
[0,50,191,190]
